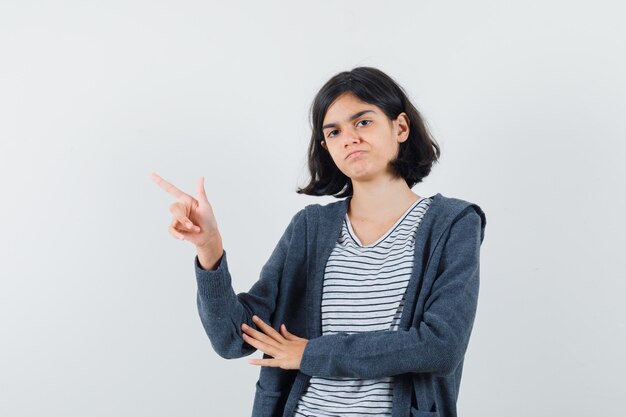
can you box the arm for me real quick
[299,207,485,379]
[194,209,305,359]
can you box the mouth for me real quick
[346,150,365,159]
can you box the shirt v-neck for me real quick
[345,197,426,248]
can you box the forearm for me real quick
[299,268,479,379]
[194,210,304,359]
[195,250,258,359]
[299,316,473,379]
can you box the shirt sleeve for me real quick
[194,208,305,359]
[299,207,486,379]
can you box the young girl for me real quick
[152,66,486,417]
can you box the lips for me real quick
[346,150,365,159]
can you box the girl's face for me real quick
[321,92,409,183]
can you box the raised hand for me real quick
[150,172,222,255]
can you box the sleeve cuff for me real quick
[299,335,330,376]
[194,249,233,298]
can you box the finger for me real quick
[280,324,296,340]
[197,176,209,205]
[174,217,199,233]
[151,172,187,199]
[241,332,280,357]
[252,315,286,343]
[170,216,199,236]
[169,203,200,232]
[169,222,186,240]
[241,323,281,350]
[248,358,279,367]
[171,212,198,232]
[168,207,193,231]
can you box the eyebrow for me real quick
[322,110,376,130]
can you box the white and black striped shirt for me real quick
[294,196,432,417]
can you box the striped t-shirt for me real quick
[294,196,433,417]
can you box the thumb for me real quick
[196,176,209,205]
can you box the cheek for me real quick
[382,139,401,158]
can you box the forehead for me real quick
[323,93,379,122]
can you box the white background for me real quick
[1,1,625,415]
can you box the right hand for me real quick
[150,172,221,250]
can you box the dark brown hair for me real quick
[296,66,441,198]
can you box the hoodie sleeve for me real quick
[194,208,305,359]
[299,206,486,379]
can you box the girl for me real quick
[152,66,486,417]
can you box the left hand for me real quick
[241,315,309,370]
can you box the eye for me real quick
[326,120,372,138]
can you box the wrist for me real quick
[196,236,223,271]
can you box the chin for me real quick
[347,170,381,183]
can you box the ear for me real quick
[320,140,327,150]
[395,112,410,143]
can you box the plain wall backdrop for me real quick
[1,0,625,415]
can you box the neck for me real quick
[348,176,421,222]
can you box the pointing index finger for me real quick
[151,172,185,199]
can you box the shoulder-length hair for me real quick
[296,66,441,198]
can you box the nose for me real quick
[340,126,361,146]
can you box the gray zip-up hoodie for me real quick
[194,193,487,417]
